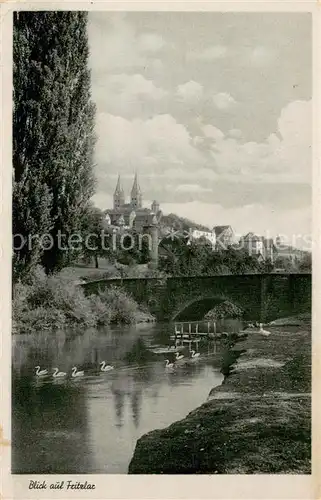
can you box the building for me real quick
[213,225,235,250]
[104,173,162,231]
[263,237,275,262]
[241,233,264,257]
[240,233,275,262]
[274,235,307,264]
[190,229,216,248]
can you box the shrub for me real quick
[12,267,155,333]
[205,301,244,320]
[97,286,142,324]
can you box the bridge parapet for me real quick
[81,273,311,322]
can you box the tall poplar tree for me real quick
[13,11,96,278]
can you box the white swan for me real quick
[71,366,84,378]
[175,352,184,361]
[100,361,114,372]
[35,366,48,377]
[259,323,271,336]
[165,359,174,368]
[247,323,255,328]
[190,350,200,359]
[52,368,67,378]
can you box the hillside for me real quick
[160,213,211,233]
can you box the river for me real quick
[12,320,242,474]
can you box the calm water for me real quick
[12,320,241,474]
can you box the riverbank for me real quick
[128,319,311,474]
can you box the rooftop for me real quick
[213,225,231,236]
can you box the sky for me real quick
[88,12,312,244]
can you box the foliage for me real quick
[12,267,154,333]
[298,253,312,272]
[260,259,274,273]
[113,231,151,266]
[97,286,154,324]
[159,237,262,276]
[160,213,210,233]
[204,301,244,320]
[13,12,96,278]
[80,203,116,268]
[274,256,298,272]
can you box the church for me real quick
[104,173,162,232]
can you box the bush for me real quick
[97,286,142,324]
[205,301,243,320]
[12,267,155,333]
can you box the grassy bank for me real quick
[13,266,155,335]
[128,320,311,474]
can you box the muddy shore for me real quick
[128,320,311,474]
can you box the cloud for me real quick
[93,73,167,117]
[209,99,312,183]
[108,73,166,99]
[187,45,227,60]
[94,99,311,194]
[176,83,237,115]
[228,128,243,139]
[138,33,165,52]
[176,81,204,103]
[175,184,212,193]
[89,14,145,72]
[249,46,276,66]
[202,124,224,141]
[89,14,166,73]
[95,113,203,172]
[212,92,237,110]
[159,200,311,243]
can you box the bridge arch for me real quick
[171,294,245,321]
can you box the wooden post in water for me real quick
[213,321,216,337]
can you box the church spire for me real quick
[113,174,125,209]
[131,172,142,209]
[114,174,124,196]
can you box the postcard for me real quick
[0,1,319,499]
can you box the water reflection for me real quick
[12,321,242,473]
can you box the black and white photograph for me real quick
[6,5,314,485]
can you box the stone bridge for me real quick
[82,273,311,323]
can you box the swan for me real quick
[190,350,200,359]
[35,366,48,377]
[247,323,255,328]
[71,366,84,378]
[259,323,271,336]
[52,368,67,378]
[175,352,184,361]
[165,359,174,368]
[100,361,114,372]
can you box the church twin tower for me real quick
[113,173,143,210]
[112,172,159,268]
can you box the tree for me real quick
[260,258,274,273]
[81,204,114,268]
[298,253,312,272]
[13,12,96,278]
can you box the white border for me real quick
[1,2,319,499]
